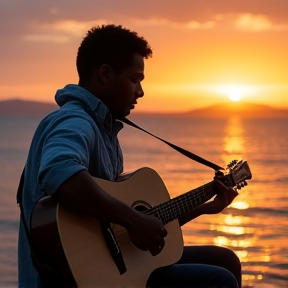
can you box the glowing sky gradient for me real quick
[0,0,287,112]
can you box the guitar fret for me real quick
[158,202,174,223]
[147,181,216,225]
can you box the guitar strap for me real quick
[121,117,224,171]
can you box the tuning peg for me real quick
[228,160,238,169]
[227,161,234,168]
[236,181,247,189]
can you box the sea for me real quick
[0,115,287,288]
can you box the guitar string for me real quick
[154,169,244,223]
[163,184,214,224]
[113,185,215,242]
[109,171,246,241]
[145,182,215,224]
[110,185,216,242]
[163,184,213,223]
[156,184,212,221]
[145,184,213,224]
[174,183,214,216]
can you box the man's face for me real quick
[104,53,145,119]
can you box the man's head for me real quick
[76,24,153,118]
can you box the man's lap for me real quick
[147,245,240,288]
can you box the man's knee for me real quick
[219,247,241,269]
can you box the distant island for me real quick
[181,102,288,118]
[0,99,58,117]
[0,99,287,118]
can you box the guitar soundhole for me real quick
[132,200,152,212]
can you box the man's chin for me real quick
[122,110,131,119]
[113,110,130,120]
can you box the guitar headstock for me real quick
[222,159,252,189]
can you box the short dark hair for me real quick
[76,24,153,82]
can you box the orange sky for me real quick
[0,0,287,112]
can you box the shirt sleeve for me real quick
[38,113,96,195]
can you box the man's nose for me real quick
[137,83,144,98]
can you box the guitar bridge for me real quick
[100,221,127,275]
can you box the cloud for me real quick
[185,21,215,30]
[46,20,109,36]
[22,17,217,44]
[131,17,216,30]
[21,11,288,44]
[234,13,288,32]
[23,34,70,43]
[22,19,110,43]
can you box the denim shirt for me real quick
[18,84,123,287]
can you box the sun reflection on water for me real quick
[229,201,250,209]
[224,214,243,225]
[223,117,245,159]
[211,225,246,235]
[242,274,263,281]
[213,236,253,249]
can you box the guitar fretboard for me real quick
[145,181,216,224]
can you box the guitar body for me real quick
[31,167,184,288]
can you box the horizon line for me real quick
[1,97,288,114]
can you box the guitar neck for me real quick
[146,181,216,224]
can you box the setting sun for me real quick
[228,89,242,102]
[216,84,256,106]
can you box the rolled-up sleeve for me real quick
[38,114,96,195]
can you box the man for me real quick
[18,24,241,287]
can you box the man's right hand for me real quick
[126,212,168,256]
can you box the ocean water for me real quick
[0,115,287,288]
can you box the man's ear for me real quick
[99,64,112,83]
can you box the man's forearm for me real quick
[178,202,214,226]
[52,170,138,229]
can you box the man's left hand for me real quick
[207,179,239,214]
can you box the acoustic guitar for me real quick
[31,159,252,288]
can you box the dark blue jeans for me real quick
[147,246,241,288]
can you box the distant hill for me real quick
[181,102,288,118]
[0,99,287,118]
[0,99,58,116]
